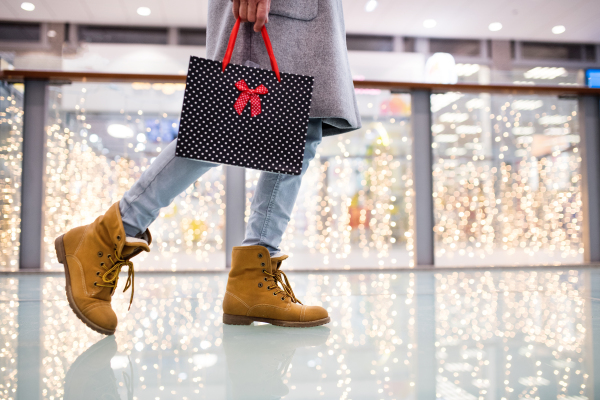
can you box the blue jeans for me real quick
[119,119,322,255]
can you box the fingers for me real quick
[239,0,248,22]
[236,0,269,30]
[232,0,240,19]
[247,0,258,23]
[253,1,268,32]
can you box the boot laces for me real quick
[96,253,135,310]
[263,269,303,304]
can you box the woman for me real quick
[54,0,361,335]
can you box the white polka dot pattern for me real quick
[175,56,315,176]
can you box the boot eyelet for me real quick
[258,253,263,259]
[264,277,268,281]
[96,271,100,276]
[261,262,265,267]
[100,262,105,267]
[97,251,103,257]
[94,282,97,286]
[273,292,277,296]
[281,297,285,301]
[258,283,263,288]
[107,254,112,258]
[117,235,121,241]
[262,269,266,274]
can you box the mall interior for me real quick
[1,0,600,399]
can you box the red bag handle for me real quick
[222,17,281,82]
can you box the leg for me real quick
[119,138,219,237]
[242,119,323,254]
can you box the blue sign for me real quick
[586,69,600,88]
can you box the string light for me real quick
[42,84,226,271]
[0,85,23,271]
[0,86,586,271]
[433,94,582,266]
[246,93,414,269]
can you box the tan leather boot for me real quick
[223,245,330,327]
[54,202,151,335]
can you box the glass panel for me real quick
[494,67,583,86]
[0,83,23,271]
[43,83,225,271]
[454,64,583,86]
[432,93,582,266]
[246,90,414,269]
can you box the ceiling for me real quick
[0,0,599,43]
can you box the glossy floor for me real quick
[1,268,599,400]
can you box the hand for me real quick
[232,0,271,32]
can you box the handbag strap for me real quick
[221,17,281,82]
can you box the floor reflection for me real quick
[1,269,599,399]
[64,336,126,400]
[223,325,330,399]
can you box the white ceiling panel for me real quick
[0,0,598,43]
[81,0,128,24]
[36,0,91,21]
[162,0,207,27]
[118,0,167,25]
[0,0,18,19]
[341,0,600,42]
[2,0,56,20]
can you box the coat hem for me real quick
[320,117,362,137]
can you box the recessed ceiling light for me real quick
[488,22,502,32]
[137,6,151,16]
[489,22,503,32]
[524,66,567,80]
[423,19,437,28]
[552,25,566,34]
[21,2,35,11]
[107,124,134,138]
[365,0,377,12]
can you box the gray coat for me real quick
[206,0,361,136]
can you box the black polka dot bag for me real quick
[175,18,315,176]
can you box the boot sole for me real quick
[223,313,331,328]
[55,234,116,336]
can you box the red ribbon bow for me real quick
[234,80,268,117]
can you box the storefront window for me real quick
[246,91,414,269]
[0,83,23,271]
[432,93,582,266]
[43,83,226,271]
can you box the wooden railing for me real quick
[2,69,600,95]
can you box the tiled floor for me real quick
[1,268,599,399]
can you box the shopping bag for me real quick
[175,18,315,175]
